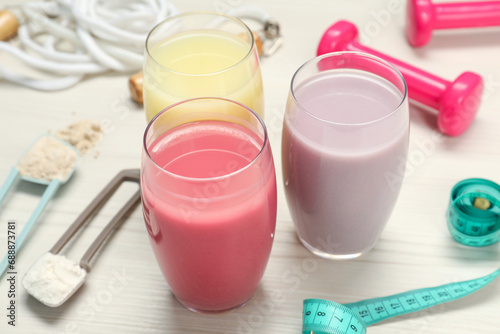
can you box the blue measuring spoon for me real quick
[0,134,80,276]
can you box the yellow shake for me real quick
[144,29,264,122]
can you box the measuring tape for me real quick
[447,178,500,247]
[302,178,500,334]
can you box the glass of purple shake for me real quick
[282,52,409,260]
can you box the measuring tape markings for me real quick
[303,299,367,334]
[303,268,500,334]
[303,178,500,334]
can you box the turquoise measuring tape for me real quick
[447,178,500,247]
[302,178,500,334]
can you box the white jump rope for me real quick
[0,0,178,90]
[0,1,279,91]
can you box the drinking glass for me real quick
[141,97,277,312]
[143,11,264,122]
[282,52,409,260]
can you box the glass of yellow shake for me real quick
[143,11,264,122]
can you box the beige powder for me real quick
[53,120,103,155]
[17,136,79,182]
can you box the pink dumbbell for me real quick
[407,0,500,47]
[317,20,483,136]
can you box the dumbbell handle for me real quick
[433,1,500,29]
[336,40,447,110]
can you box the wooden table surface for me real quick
[1,0,499,333]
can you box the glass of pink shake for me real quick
[141,97,277,312]
[282,52,409,260]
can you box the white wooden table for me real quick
[1,0,499,333]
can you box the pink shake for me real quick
[142,120,277,312]
[282,68,409,259]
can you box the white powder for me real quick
[22,253,87,307]
[17,136,79,182]
[53,120,103,155]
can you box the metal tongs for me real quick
[22,169,141,307]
